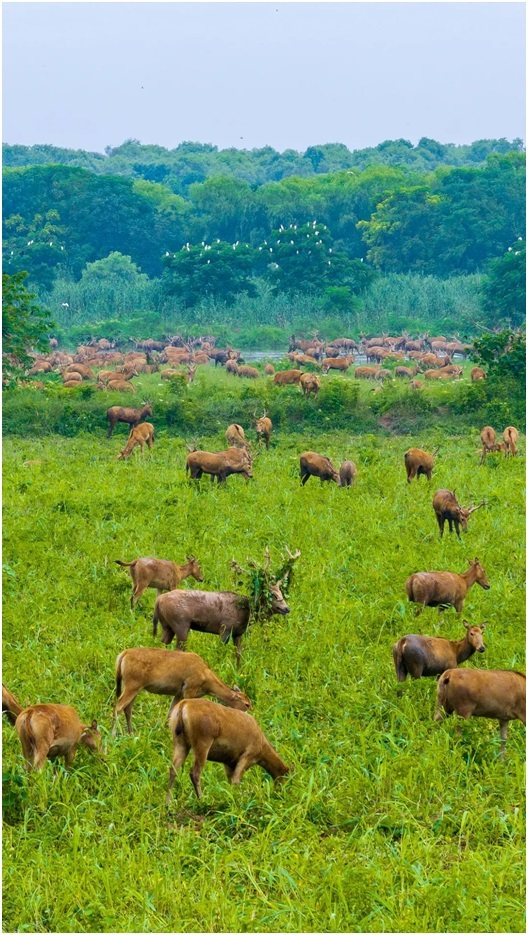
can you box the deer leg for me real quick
[64,746,77,769]
[107,422,114,438]
[166,738,190,803]
[499,720,508,758]
[229,754,253,786]
[189,739,213,799]
[233,635,243,668]
[115,689,138,734]
[448,519,453,534]
[454,520,461,540]
[436,515,444,538]
[32,742,50,771]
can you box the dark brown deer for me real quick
[432,489,485,538]
[167,698,290,800]
[393,621,486,681]
[106,404,152,438]
[300,452,339,485]
[405,558,490,614]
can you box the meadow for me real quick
[2,372,526,933]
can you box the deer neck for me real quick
[454,636,475,664]
[461,566,478,589]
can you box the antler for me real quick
[263,547,271,573]
[468,500,486,514]
[282,546,301,562]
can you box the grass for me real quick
[2,402,525,932]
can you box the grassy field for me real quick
[2,402,526,932]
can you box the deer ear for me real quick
[480,622,487,630]
[90,720,98,730]
[463,620,469,629]
[233,685,240,693]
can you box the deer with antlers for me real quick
[432,490,485,539]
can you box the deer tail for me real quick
[115,560,136,568]
[115,652,125,700]
[392,641,407,682]
[172,702,185,737]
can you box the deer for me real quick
[15,704,101,771]
[393,621,486,682]
[405,558,490,615]
[153,548,298,667]
[479,426,502,463]
[434,669,525,757]
[115,555,203,608]
[300,373,321,398]
[255,412,272,449]
[300,452,339,485]
[106,404,152,438]
[404,448,436,483]
[166,698,290,800]
[339,461,358,487]
[116,423,155,460]
[225,424,251,449]
[113,647,252,733]
[471,367,486,382]
[503,426,519,457]
[185,447,252,483]
[432,489,485,538]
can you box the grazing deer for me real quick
[432,489,485,538]
[339,461,358,487]
[167,698,290,800]
[15,704,101,771]
[117,423,155,460]
[503,426,519,457]
[300,452,339,485]
[114,647,252,732]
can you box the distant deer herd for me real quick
[4,334,524,799]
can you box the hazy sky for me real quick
[2,2,525,153]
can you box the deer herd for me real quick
[4,337,524,801]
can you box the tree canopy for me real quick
[2,272,53,383]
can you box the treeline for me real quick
[3,153,525,288]
[3,137,524,192]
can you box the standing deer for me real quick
[405,558,490,614]
[432,490,485,539]
[115,555,203,608]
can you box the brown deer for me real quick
[479,426,501,463]
[405,558,490,614]
[300,452,339,485]
[106,404,152,438]
[339,461,358,487]
[393,621,486,681]
[432,489,485,538]
[15,704,101,771]
[107,380,136,393]
[321,357,353,373]
[434,669,525,757]
[404,448,435,483]
[300,373,321,398]
[113,647,252,732]
[117,422,155,460]
[503,426,519,457]
[115,555,203,608]
[153,580,291,667]
[225,424,251,449]
[237,366,259,379]
[273,369,302,386]
[354,366,380,379]
[185,447,252,483]
[255,414,272,449]
[471,367,486,382]
[167,698,290,800]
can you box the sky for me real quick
[2,1,526,153]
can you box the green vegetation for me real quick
[3,415,525,933]
[2,271,54,385]
[3,353,525,440]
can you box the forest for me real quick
[2,139,525,344]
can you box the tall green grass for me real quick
[2,419,525,932]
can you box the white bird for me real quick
[165,251,170,256]
[61,302,69,307]
[207,259,211,264]
[49,242,53,246]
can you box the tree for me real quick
[2,272,54,383]
[161,241,257,306]
[471,328,525,382]
[480,239,526,327]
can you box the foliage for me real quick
[161,241,257,307]
[4,137,524,190]
[480,240,526,327]
[230,547,300,621]
[2,272,54,384]
[2,427,525,933]
[471,329,526,381]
